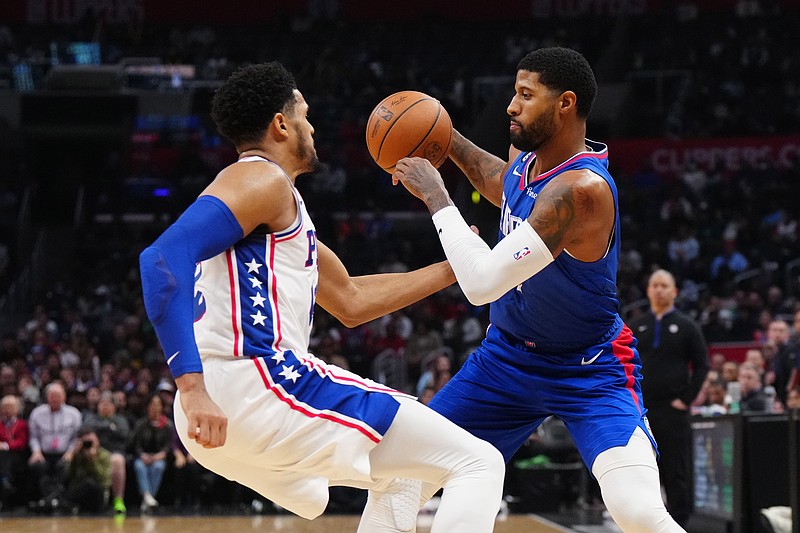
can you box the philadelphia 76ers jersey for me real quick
[193,156,318,358]
[490,139,624,352]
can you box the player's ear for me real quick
[270,112,290,140]
[558,91,577,115]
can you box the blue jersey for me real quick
[490,139,623,353]
[429,140,655,469]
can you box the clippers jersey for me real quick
[490,139,623,353]
[193,156,318,358]
[429,140,655,469]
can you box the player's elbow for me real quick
[327,305,367,328]
[139,246,177,324]
[460,283,497,307]
[335,313,363,329]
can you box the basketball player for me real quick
[139,62,503,533]
[393,47,685,532]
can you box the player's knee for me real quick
[600,471,679,533]
[471,440,506,488]
[604,495,655,532]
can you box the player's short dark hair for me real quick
[517,47,597,119]
[211,61,298,147]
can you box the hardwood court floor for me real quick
[0,514,574,532]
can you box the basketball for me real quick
[366,90,453,173]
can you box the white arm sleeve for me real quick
[432,206,553,306]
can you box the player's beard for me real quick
[296,137,321,173]
[510,108,557,153]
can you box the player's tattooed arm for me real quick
[527,170,611,261]
[529,180,578,254]
[448,130,506,207]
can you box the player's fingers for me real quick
[187,416,200,441]
[218,418,227,447]
[470,225,480,235]
[204,422,220,448]
[195,422,209,446]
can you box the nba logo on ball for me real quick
[513,248,531,261]
[377,105,394,122]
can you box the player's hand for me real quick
[176,373,228,449]
[393,157,450,207]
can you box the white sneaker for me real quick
[143,493,159,508]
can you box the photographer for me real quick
[61,426,111,514]
[84,392,129,514]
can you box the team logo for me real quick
[377,105,394,121]
[513,247,531,261]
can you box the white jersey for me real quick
[193,156,318,359]
[167,154,505,528]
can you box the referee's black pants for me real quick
[647,404,692,527]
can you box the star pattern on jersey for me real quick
[249,293,266,308]
[245,259,263,273]
[250,310,267,326]
[240,256,305,385]
[279,364,302,383]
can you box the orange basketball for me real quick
[366,90,453,173]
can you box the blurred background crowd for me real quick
[0,0,799,519]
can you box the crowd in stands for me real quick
[0,0,799,518]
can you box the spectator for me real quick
[765,319,797,405]
[27,382,82,507]
[739,363,768,413]
[0,395,28,509]
[744,348,767,384]
[112,390,137,430]
[787,386,800,410]
[694,376,728,416]
[83,387,101,416]
[155,379,175,419]
[667,223,700,278]
[721,360,740,384]
[83,391,129,514]
[418,385,436,406]
[709,239,749,281]
[416,352,453,397]
[403,319,444,383]
[60,427,111,514]
[710,352,727,372]
[131,394,172,513]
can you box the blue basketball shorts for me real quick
[428,323,657,471]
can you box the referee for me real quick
[630,269,709,528]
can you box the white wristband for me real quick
[432,206,553,305]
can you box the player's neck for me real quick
[238,148,273,161]
[238,148,298,183]
[531,136,589,177]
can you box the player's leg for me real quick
[358,396,505,533]
[592,427,685,533]
[551,327,685,532]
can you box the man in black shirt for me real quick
[631,269,709,527]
